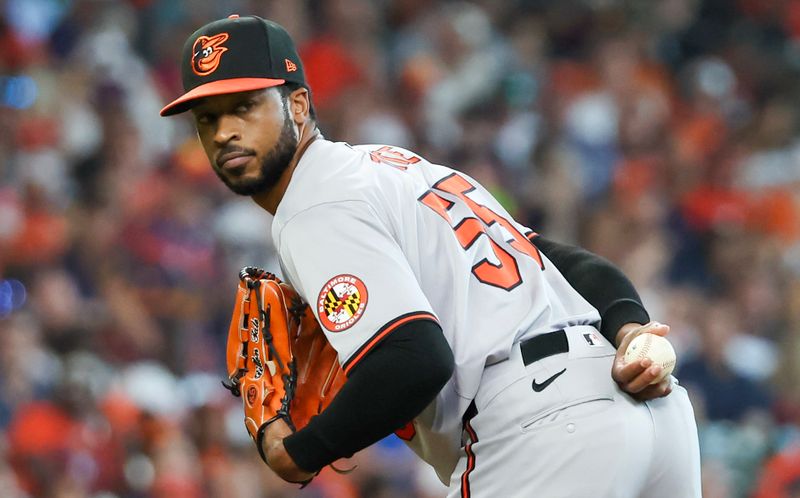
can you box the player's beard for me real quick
[215,105,299,196]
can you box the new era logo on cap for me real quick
[160,15,307,116]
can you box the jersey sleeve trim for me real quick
[342,311,439,376]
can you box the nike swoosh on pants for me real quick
[531,368,567,392]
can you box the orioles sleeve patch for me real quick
[317,274,368,332]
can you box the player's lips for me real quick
[217,151,255,170]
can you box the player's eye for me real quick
[234,100,255,115]
[195,112,214,125]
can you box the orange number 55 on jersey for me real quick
[419,173,543,291]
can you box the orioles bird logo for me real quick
[191,33,229,76]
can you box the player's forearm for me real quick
[282,319,454,473]
[531,236,650,345]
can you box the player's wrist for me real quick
[615,322,645,348]
[262,421,316,483]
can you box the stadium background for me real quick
[1,0,799,496]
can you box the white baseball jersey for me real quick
[271,138,602,480]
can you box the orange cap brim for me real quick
[160,77,286,116]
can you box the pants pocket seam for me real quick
[520,396,616,433]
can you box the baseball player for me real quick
[161,15,702,497]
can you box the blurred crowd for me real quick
[1,0,799,496]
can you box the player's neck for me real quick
[253,126,321,214]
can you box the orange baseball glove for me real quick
[222,266,346,465]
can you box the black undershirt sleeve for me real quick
[282,318,454,473]
[532,235,650,345]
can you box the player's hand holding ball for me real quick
[612,321,675,401]
[624,332,676,382]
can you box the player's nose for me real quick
[213,114,242,146]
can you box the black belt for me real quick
[520,329,568,366]
[464,330,568,424]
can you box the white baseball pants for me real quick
[446,326,701,498]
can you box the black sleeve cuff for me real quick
[283,420,339,473]
[599,298,650,346]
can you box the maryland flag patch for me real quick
[317,274,368,332]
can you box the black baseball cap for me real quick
[160,14,306,116]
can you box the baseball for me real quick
[623,333,676,383]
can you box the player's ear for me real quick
[289,87,310,125]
